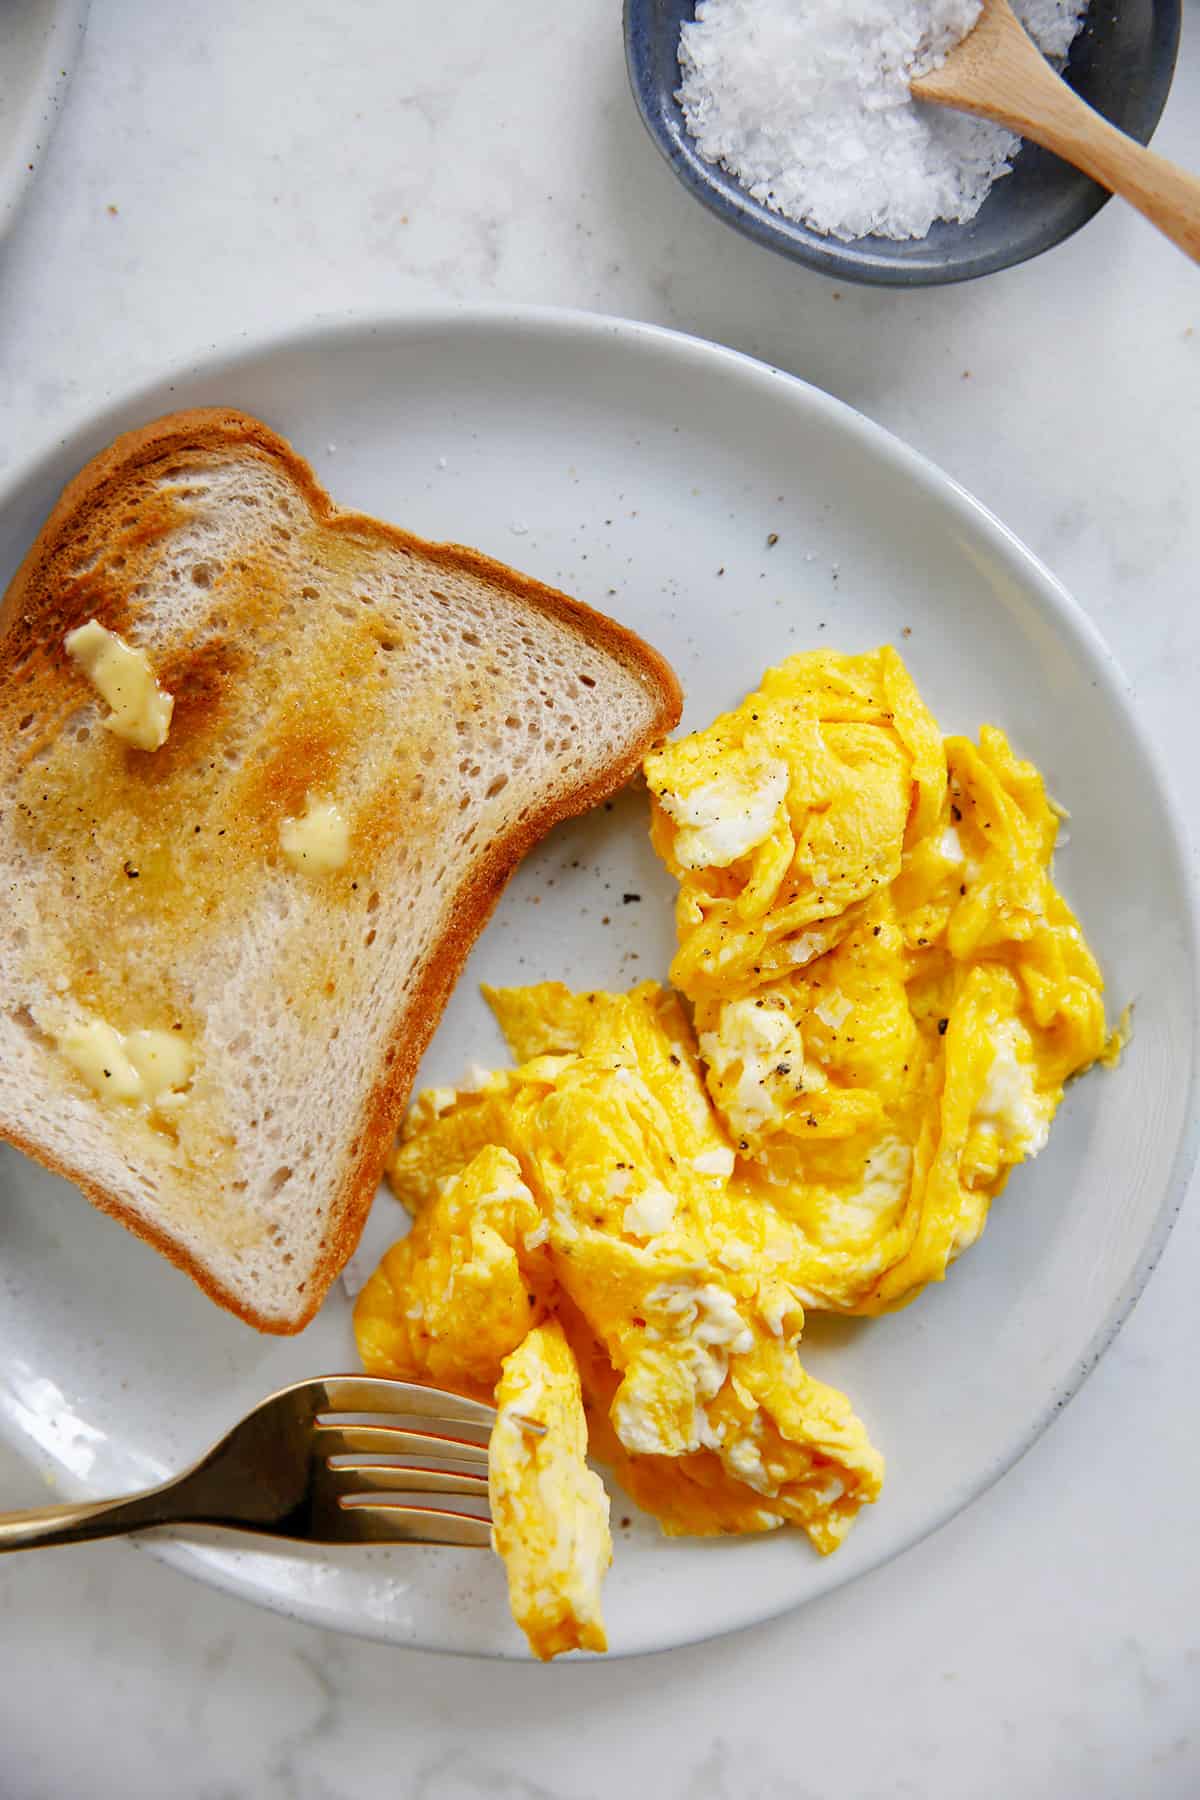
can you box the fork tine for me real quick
[315,1377,495,1428]
[314,1422,490,1464]
[330,1501,494,1548]
[326,1461,489,1499]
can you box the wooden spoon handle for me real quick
[913,2,1200,263]
[1073,136,1200,263]
[996,79,1200,264]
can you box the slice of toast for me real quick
[0,409,681,1332]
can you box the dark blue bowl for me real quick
[624,0,1181,286]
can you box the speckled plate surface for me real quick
[0,308,1195,1657]
[0,0,89,240]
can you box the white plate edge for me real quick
[0,0,91,241]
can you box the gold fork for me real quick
[0,1376,495,1552]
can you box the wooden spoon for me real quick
[911,0,1200,263]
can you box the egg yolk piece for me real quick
[489,1320,612,1661]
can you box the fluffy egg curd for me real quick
[354,646,1118,1658]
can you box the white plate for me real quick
[0,308,1195,1659]
[0,0,89,239]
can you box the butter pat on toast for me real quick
[0,409,681,1331]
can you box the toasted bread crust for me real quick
[0,409,682,1332]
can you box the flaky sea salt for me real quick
[678,0,1088,241]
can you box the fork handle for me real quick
[0,1486,180,1551]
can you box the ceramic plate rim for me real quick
[2,304,1197,1657]
[0,0,90,242]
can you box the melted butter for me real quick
[65,620,174,751]
[50,1015,195,1116]
[280,795,350,873]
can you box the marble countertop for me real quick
[1,3,1198,1794]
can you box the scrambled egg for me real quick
[354,647,1116,1657]
[357,979,885,1653]
[489,1320,612,1660]
[353,1144,551,1402]
[644,648,1115,1312]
